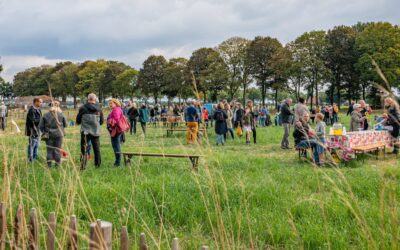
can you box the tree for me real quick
[113,68,139,98]
[51,62,79,103]
[217,37,250,100]
[246,36,283,106]
[137,55,167,103]
[188,48,229,102]
[270,46,292,108]
[77,60,108,103]
[290,31,330,108]
[355,22,400,104]
[163,58,192,102]
[325,25,358,107]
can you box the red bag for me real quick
[111,116,131,137]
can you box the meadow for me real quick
[0,112,399,249]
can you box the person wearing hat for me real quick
[107,98,124,167]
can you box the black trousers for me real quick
[140,122,146,134]
[252,127,257,143]
[81,133,101,167]
[129,118,137,134]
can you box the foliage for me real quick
[137,55,167,103]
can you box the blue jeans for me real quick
[297,139,320,164]
[260,117,266,127]
[28,137,40,161]
[111,134,122,166]
[216,134,224,145]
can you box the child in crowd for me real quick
[243,107,253,145]
[315,113,326,166]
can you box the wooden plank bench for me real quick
[120,152,203,170]
[351,142,386,160]
[166,128,207,137]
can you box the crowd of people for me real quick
[19,93,400,169]
[278,97,400,165]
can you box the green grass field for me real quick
[0,113,399,249]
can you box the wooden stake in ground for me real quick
[46,212,56,250]
[89,220,112,250]
[13,204,24,250]
[0,203,6,250]
[28,208,39,250]
[68,215,78,250]
[120,226,129,250]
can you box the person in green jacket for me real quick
[139,103,149,134]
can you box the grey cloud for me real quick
[0,0,399,82]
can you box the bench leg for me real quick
[189,157,199,171]
[123,154,127,166]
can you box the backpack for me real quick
[215,111,225,121]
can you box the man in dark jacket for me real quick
[76,93,104,169]
[280,98,293,149]
[234,103,244,128]
[26,97,43,161]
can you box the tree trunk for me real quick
[73,95,77,109]
[261,82,266,106]
[362,84,366,100]
[274,88,278,109]
[242,85,247,106]
[310,84,314,110]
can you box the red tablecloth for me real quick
[327,130,395,160]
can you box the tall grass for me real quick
[0,112,399,249]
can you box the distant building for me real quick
[13,95,53,109]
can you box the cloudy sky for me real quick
[0,0,399,82]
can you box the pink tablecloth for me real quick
[327,130,395,160]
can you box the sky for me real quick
[0,0,399,82]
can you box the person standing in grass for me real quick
[315,113,326,165]
[127,101,139,135]
[186,100,199,144]
[247,100,257,144]
[384,97,400,154]
[359,100,372,130]
[224,103,234,140]
[234,102,244,129]
[213,102,228,146]
[350,104,365,132]
[107,99,124,167]
[243,107,254,145]
[280,98,293,149]
[26,97,43,162]
[294,97,308,122]
[39,101,67,168]
[202,107,209,128]
[76,93,104,169]
[138,103,149,135]
[0,101,7,131]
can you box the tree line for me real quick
[2,21,399,108]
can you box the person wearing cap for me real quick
[76,93,104,169]
[107,98,124,167]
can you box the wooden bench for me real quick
[351,142,386,160]
[166,128,207,137]
[120,152,202,170]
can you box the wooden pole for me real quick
[0,203,6,250]
[13,204,23,250]
[172,238,179,250]
[139,233,148,250]
[89,220,112,250]
[119,226,129,250]
[68,215,78,250]
[28,208,39,250]
[46,212,56,250]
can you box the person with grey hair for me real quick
[76,93,104,169]
[280,98,294,149]
[0,101,7,130]
[350,104,365,131]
